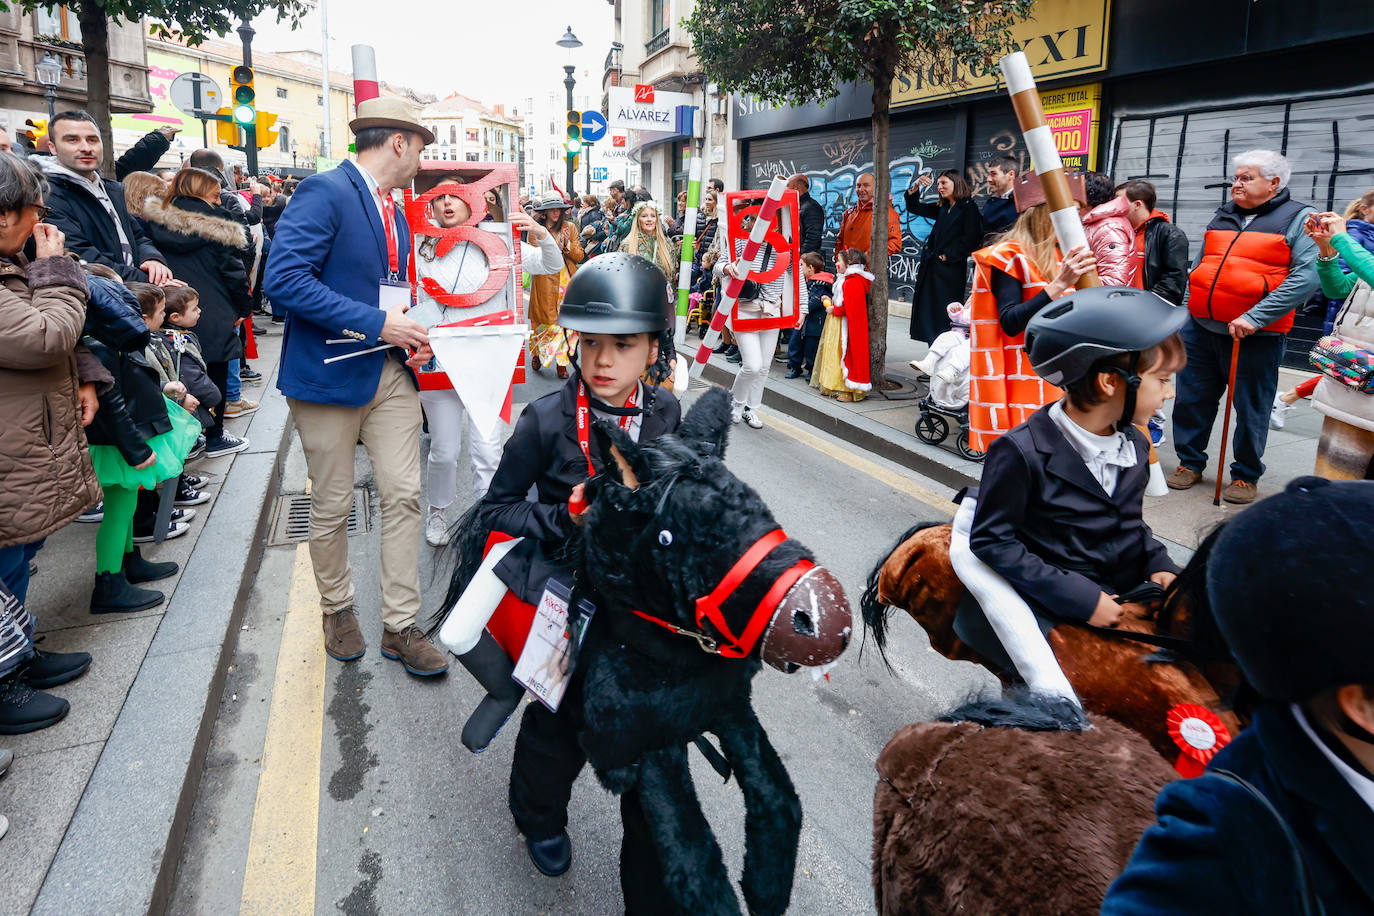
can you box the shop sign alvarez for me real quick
[608,85,695,134]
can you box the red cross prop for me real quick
[723,189,801,332]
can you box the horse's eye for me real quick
[657,529,674,547]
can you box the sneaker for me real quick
[183,474,208,489]
[90,571,164,614]
[712,341,730,354]
[131,520,190,544]
[730,401,745,424]
[425,507,451,547]
[726,348,742,364]
[271,313,285,324]
[186,436,207,462]
[204,434,250,458]
[240,373,264,388]
[223,398,260,418]
[251,323,266,335]
[1269,393,1292,431]
[742,407,764,430]
[1222,480,1259,505]
[175,481,210,506]
[0,677,69,734]
[21,649,92,689]
[380,625,450,676]
[76,502,103,523]
[784,368,803,379]
[1166,466,1202,490]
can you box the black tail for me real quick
[423,501,494,638]
[859,521,944,670]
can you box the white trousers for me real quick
[948,496,1079,704]
[418,388,503,508]
[729,299,781,410]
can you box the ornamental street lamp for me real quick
[291,139,298,168]
[556,26,582,198]
[35,52,61,123]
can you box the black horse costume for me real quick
[438,387,852,915]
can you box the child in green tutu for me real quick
[82,279,201,614]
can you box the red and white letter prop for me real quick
[404,162,527,427]
[690,175,796,377]
[999,51,1100,290]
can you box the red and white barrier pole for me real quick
[691,175,788,377]
[351,44,379,109]
[999,52,1100,290]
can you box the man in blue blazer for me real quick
[264,97,448,677]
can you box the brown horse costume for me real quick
[872,693,1178,915]
[863,522,1240,759]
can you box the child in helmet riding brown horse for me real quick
[952,287,1187,699]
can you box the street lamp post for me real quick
[556,26,582,199]
[35,52,61,123]
[291,139,298,168]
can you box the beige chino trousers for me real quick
[288,357,423,631]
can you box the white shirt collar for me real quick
[1293,704,1374,815]
[1047,400,1139,496]
[350,160,389,223]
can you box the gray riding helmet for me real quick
[559,253,671,336]
[1024,286,1189,387]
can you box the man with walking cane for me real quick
[1167,150,1318,504]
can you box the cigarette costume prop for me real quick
[351,45,379,106]
[690,176,791,377]
[999,51,1101,291]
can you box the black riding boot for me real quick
[456,631,525,752]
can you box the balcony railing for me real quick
[646,30,669,55]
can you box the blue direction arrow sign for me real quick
[580,110,608,142]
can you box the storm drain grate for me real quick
[268,489,369,545]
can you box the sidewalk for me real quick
[0,330,292,915]
[702,314,1323,550]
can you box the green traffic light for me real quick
[233,104,255,125]
[564,138,581,154]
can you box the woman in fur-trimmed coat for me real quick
[140,168,253,443]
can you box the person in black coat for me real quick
[1103,477,1374,916]
[113,127,175,181]
[788,174,824,256]
[40,111,169,284]
[139,167,252,449]
[905,169,982,344]
[786,252,831,378]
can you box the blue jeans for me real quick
[0,539,44,609]
[226,358,242,402]
[1172,318,1285,484]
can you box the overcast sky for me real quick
[247,0,614,111]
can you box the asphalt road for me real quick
[170,373,993,916]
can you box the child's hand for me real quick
[1149,570,1177,591]
[164,381,187,400]
[1088,592,1124,628]
[78,382,98,426]
[184,394,200,412]
[134,453,157,471]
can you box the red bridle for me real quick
[632,528,814,658]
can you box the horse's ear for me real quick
[678,387,732,459]
[592,419,645,489]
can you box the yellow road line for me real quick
[764,411,955,516]
[240,542,325,916]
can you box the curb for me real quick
[700,358,981,492]
[32,389,295,916]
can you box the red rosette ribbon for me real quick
[1167,704,1232,777]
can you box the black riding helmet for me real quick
[559,252,671,335]
[1206,477,1374,703]
[1024,286,1189,430]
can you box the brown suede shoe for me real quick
[1166,466,1202,490]
[380,626,450,677]
[1222,479,1259,505]
[322,608,366,661]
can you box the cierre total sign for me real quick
[607,85,694,133]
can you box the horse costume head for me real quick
[580,386,852,674]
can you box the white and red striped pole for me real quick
[690,175,788,377]
[352,44,379,109]
[999,51,1100,289]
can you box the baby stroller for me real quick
[914,395,984,461]
[911,300,984,462]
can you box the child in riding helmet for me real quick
[1106,477,1374,915]
[949,287,1187,701]
[439,252,683,903]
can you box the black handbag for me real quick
[737,243,773,300]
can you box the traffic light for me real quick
[22,118,46,146]
[254,112,279,149]
[230,65,255,126]
[565,109,581,155]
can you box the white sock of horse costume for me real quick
[948,496,1080,704]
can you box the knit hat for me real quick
[1206,476,1374,702]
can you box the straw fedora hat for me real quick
[349,97,436,145]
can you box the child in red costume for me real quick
[818,247,874,401]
